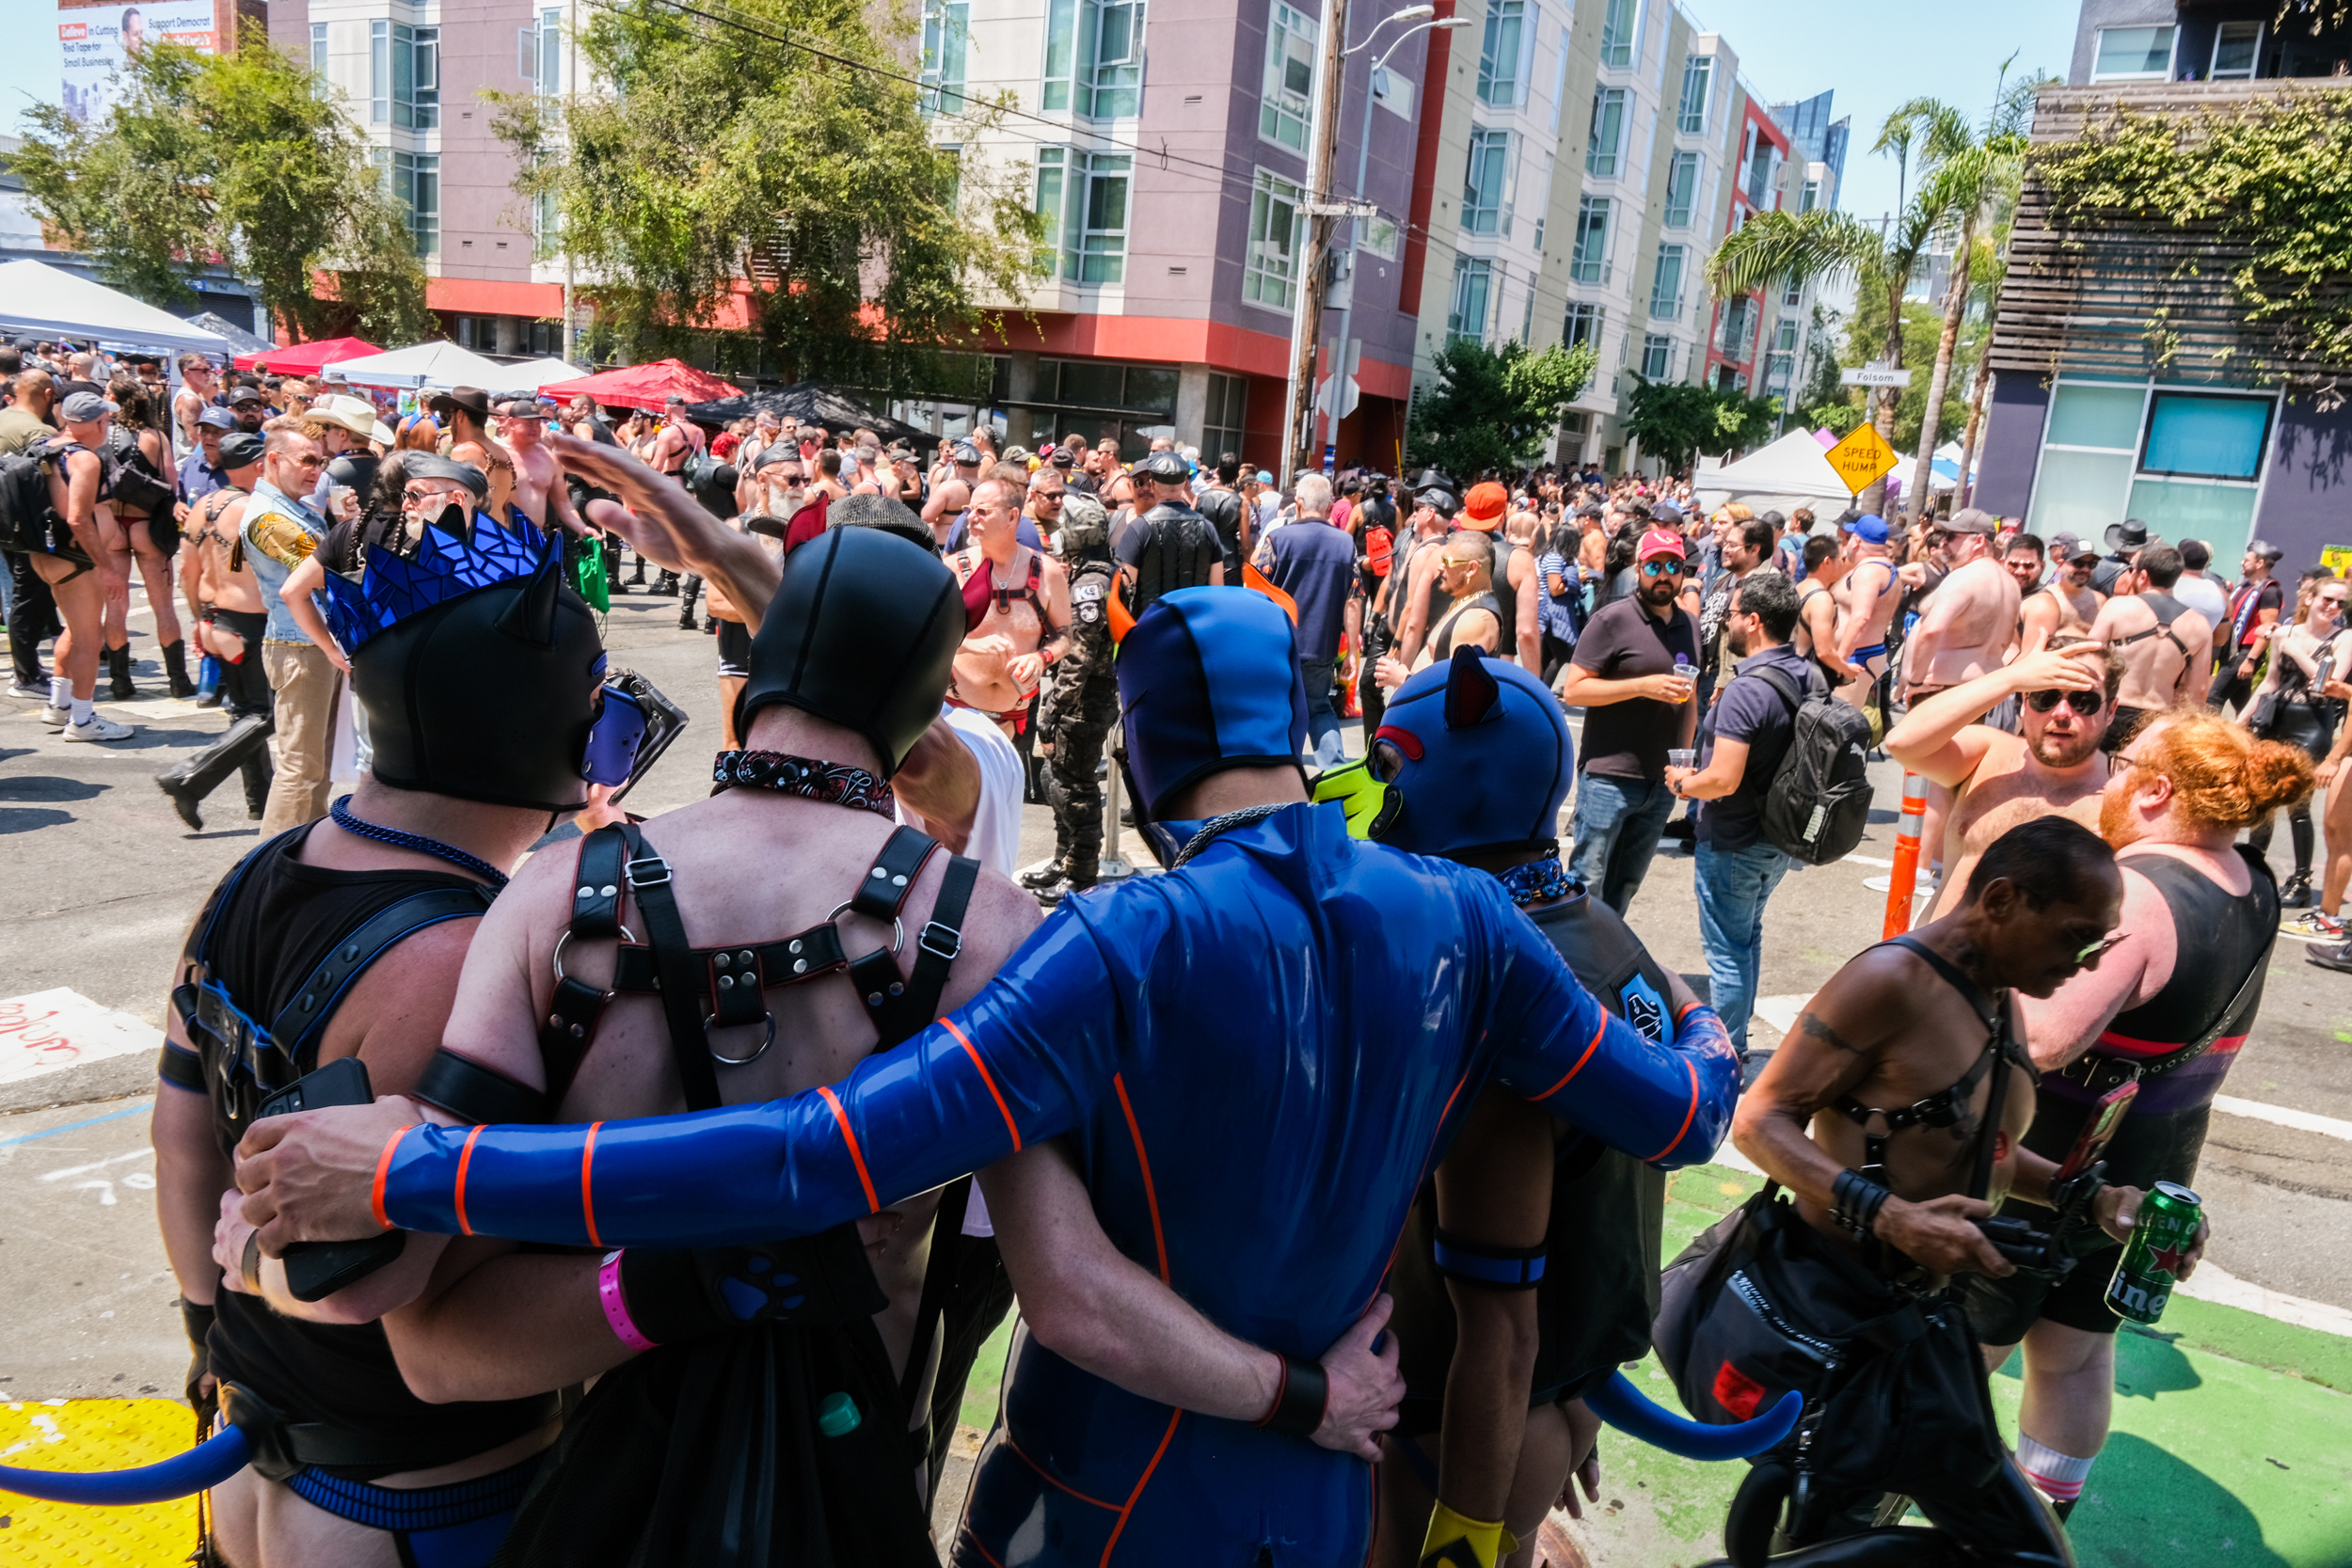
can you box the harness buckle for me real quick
[624,854,672,890]
[918,922,963,961]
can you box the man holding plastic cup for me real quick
[1557,527,1701,914]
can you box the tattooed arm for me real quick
[1731,952,2012,1276]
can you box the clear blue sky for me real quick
[1678,0,2081,222]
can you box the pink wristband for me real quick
[596,1249,658,1352]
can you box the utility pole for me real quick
[1279,0,1350,488]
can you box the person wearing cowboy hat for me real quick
[304,393,382,522]
[428,386,520,525]
[2092,518,2156,596]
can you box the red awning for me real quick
[538,358,743,414]
[232,336,382,373]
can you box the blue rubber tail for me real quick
[0,1425,251,1505]
[1587,1370,1802,1461]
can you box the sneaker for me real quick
[2307,941,2352,974]
[8,680,50,701]
[38,704,68,730]
[62,712,135,742]
[2283,909,2345,941]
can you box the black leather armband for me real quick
[1254,1354,1329,1437]
[1831,1168,1891,1240]
[412,1048,548,1125]
[158,1039,206,1093]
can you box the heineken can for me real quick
[2106,1181,2201,1325]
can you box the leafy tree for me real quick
[13,28,432,343]
[490,0,1041,395]
[1618,378,1783,474]
[1405,338,1597,481]
[1841,294,1978,459]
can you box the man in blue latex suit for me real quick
[238,586,1741,1566]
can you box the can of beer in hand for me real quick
[2106,1181,2201,1325]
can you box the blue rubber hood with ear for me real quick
[1372,645,1574,856]
[1116,587,1308,818]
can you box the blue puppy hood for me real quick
[1373,645,1574,856]
[1116,587,1309,818]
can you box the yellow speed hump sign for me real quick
[1825,423,1900,496]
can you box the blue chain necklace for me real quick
[1170,803,1290,868]
[329,795,511,891]
[1497,856,1575,907]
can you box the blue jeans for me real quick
[1566,771,1677,915]
[1298,655,1343,766]
[1694,837,1793,1055]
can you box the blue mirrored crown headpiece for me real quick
[320,508,553,656]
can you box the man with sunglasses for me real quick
[1886,631,2122,920]
[1901,508,2022,708]
[1557,528,1700,915]
[2020,541,2104,648]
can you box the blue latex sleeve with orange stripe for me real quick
[1496,973,1738,1170]
[378,912,1121,1246]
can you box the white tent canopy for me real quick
[1693,429,1862,517]
[0,259,228,355]
[327,340,515,390]
[508,357,587,389]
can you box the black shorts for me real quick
[714,617,752,679]
[1958,1090,2212,1342]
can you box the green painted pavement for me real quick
[950,1164,2352,1566]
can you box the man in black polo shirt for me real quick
[1558,527,1698,914]
[1666,569,1810,1056]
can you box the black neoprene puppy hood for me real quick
[352,546,607,813]
[739,525,962,776]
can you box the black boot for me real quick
[1019,859,1066,891]
[628,559,648,587]
[1061,856,1100,894]
[107,643,135,701]
[155,714,273,832]
[2283,870,2315,910]
[162,640,198,699]
[242,750,274,820]
[652,572,679,597]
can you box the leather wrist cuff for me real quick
[1831,1167,1892,1240]
[1255,1354,1328,1437]
[180,1297,216,1355]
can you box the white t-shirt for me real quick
[2171,572,2229,631]
[897,704,1025,1238]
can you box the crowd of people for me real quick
[0,341,2322,1568]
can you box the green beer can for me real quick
[2106,1181,2201,1325]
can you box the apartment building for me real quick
[271,0,579,356]
[1697,88,1788,394]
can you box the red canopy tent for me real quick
[232,336,382,374]
[538,358,742,414]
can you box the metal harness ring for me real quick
[706,1010,776,1067]
[551,926,639,987]
[826,901,904,956]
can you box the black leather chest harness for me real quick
[417,820,978,1123]
[1836,935,2031,1183]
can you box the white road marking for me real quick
[2176,1261,2352,1339]
[0,989,166,1085]
[39,1148,151,1182]
[1842,852,1896,867]
[2212,1094,2352,1142]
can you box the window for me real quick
[1746,140,1780,210]
[1586,87,1626,177]
[383,149,438,256]
[1677,55,1712,135]
[2139,391,2273,480]
[1800,178,1819,213]
[2210,21,2262,80]
[370,20,388,124]
[922,0,970,115]
[519,9,561,95]
[1449,257,1494,345]
[1563,301,1603,350]
[2092,25,2175,82]
[1262,3,1317,151]
[1775,317,1798,352]
[310,22,327,77]
[2029,380,2272,559]
[1478,0,1527,108]
[1641,333,1672,379]
[1782,277,1803,307]
[1462,128,1513,235]
[1204,372,1248,463]
[1766,351,1794,387]
[1649,243,1684,320]
[1599,0,1638,70]
[1069,152,1130,283]
[1716,297,1753,357]
[1662,150,1699,227]
[1360,213,1402,261]
[1079,0,1144,118]
[1034,148,1066,273]
[1041,0,1077,110]
[1568,197,1610,283]
[1245,166,1304,309]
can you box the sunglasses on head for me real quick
[2026,687,2105,716]
[1641,559,1685,578]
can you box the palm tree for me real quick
[1708,95,2013,519]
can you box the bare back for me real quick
[194,492,264,615]
[2092,594,2212,710]
[1911,557,2023,690]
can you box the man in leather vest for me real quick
[1192,451,1246,573]
[1114,447,1224,616]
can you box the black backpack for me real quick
[1749,664,1874,865]
[0,445,58,555]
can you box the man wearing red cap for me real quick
[1557,528,1700,914]
[1394,480,1542,676]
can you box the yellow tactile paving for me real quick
[0,1399,200,1565]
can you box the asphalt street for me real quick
[2,583,2348,1399]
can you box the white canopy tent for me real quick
[327,340,515,390]
[1693,429,1863,519]
[0,259,228,355]
[508,357,587,389]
